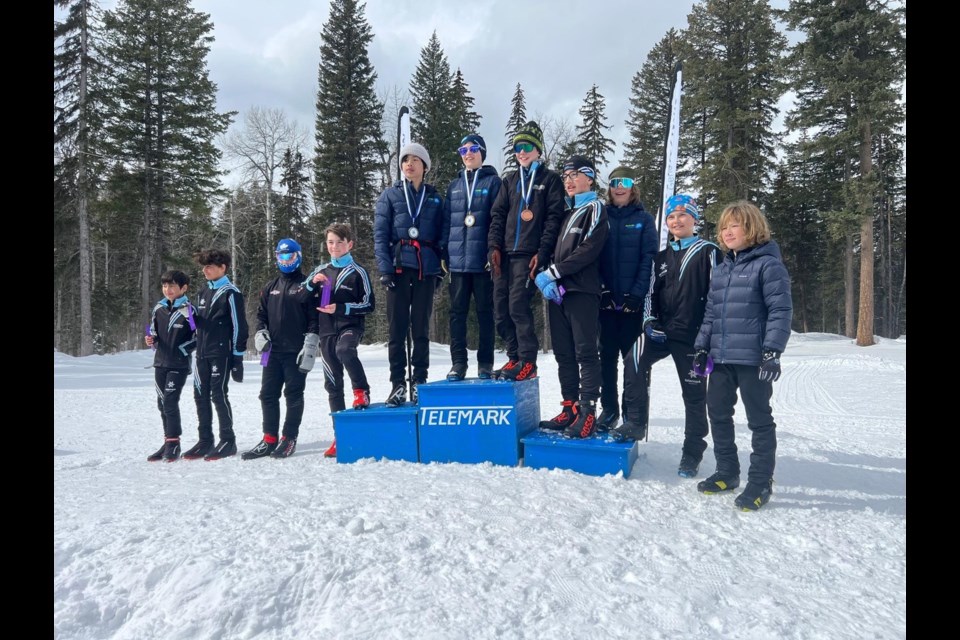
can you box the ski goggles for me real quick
[513,142,536,154]
[609,177,635,189]
[458,144,484,156]
[276,252,300,266]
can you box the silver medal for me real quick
[408,226,420,239]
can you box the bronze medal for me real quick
[521,208,534,222]
[464,213,476,227]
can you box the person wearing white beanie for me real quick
[374,141,447,407]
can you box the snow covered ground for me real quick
[54,333,906,639]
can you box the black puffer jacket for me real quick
[487,161,565,265]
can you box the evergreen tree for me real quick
[277,149,312,249]
[102,0,233,325]
[782,0,905,345]
[450,67,481,140]
[314,0,387,235]
[502,83,527,173]
[409,31,459,187]
[623,29,687,211]
[681,0,788,214]
[54,0,107,355]
[574,84,616,172]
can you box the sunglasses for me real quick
[609,177,635,189]
[276,252,298,263]
[513,142,536,154]
[458,144,483,156]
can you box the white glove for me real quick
[254,329,271,353]
[297,333,321,373]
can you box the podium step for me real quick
[521,430,639,478]
[332,403,419,463]
[417,378,539,466]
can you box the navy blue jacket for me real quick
[149,295,196,369]
[255,270,319,354]
[374,180,446,277]
[695,240,793,365]
[598,202,659,306]
[443,165,502,273]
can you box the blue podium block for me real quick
[332,403,420,463]
[521,431,639,478]
[416,378,540,466]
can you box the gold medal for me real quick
[521,208,534,222]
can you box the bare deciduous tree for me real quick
[222,106,308,255]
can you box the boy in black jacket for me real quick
[184,249,249,461]
[145,270,197,462]
[535,156,609,438]
[242,238,319,461]
[305,223,376,458]
[612,195,719,481]
[487,121,565,382]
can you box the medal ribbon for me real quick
[403,180,427,226]
[463,169,480,215]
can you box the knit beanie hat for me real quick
[664,194,701,220]
[460,133,487,161]
[400,142,431,173]
[513,121,544,154]
[608,166,635,181]
[561,155,597,182]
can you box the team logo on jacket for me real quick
[270,289,281,295]
[420,406,513,426]
[172,323,183,329]
[659,263,669,278]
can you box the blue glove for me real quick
[643,318,667,344]
[534,270,556,290]
[543,281,563,304]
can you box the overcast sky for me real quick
[82,0,791,180]
[196,0,793,178]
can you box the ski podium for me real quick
[331,376,639,477]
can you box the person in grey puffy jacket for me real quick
[693,201,792,512]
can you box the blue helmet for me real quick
[275,238,302,273]
[664,194,700,220]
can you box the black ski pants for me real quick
[493,255,539,362]
[629,337,709,461]
[387,268,435,385]
[598,310,643,414]
[707,363,777,484]
[548,291,601,402]
[319,328,369,412]
[193,355,234,442]
[258,350,308,440]
[154,366,189,439]
[449,272,495,368]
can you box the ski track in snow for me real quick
[54,334,906,639]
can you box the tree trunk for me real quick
[844,233,855,338]
[77,8,93,357]
[855,121,875,347]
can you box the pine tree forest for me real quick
[54,0,906,357]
